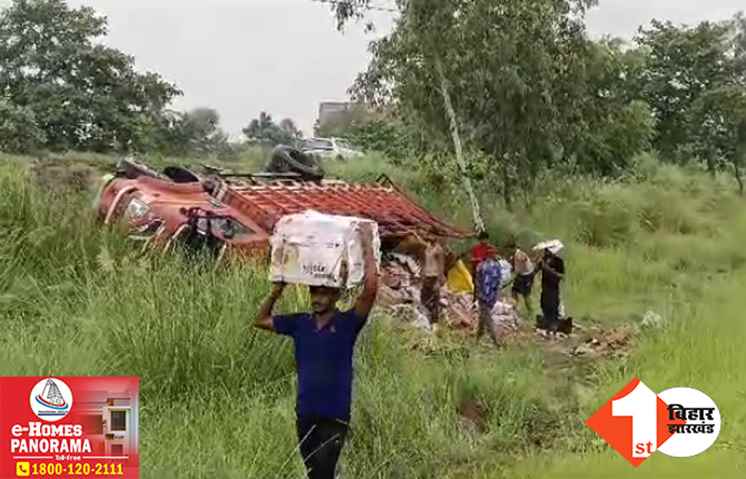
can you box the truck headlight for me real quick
[124,198,151,221]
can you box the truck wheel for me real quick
[267,145,325,181]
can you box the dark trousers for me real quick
[296,416,349,479]
[477,301,499,345]
[421,276,441,324]
[541,288,561,332]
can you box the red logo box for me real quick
[586,378,686,467]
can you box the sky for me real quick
[49,0,746,137]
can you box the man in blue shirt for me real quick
[475,252,502,346]
[255,224,379,479]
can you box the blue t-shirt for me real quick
[476,258,502,308]
[273,309,367,422]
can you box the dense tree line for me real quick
[0,0,180,153]
[243,112,304,147]
[0,0,303,158]
[2,0,744,194]
[331,1,746,200]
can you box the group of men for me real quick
[470,232,566,345]
[414,232,567,342]
[254,226,566,478]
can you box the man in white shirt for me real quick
[508,241,536,315]
[421,239,445,325]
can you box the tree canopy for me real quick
[243,112,303,146]
[342,0,648,207]
[0,0,181,152]
[328,0,746,197]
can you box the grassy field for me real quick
[1,151,744,478]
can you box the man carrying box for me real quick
[254,223,379,479]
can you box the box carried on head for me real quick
[270,210,381,288]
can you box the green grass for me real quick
[505,266,746,479]
[1,152,745,477]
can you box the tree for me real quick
[690,87,746,194]
[243,112,300,146]
[344,0,598,211]
[279,118,304,143]
[147,107,234,158]
[636,19,735,165]
[0,0,181,152]
[328,1,746,197]
[0,97,45,153]
[562,39,657,175]
[735,12,746,75]
[340,0,491,226]
[323,0,374,30]
[686,13,746,192]
[177,108,232,156]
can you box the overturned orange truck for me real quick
[96,158,471,261]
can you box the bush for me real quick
[638,188,705,235]
[0,100,46,153]
[574,192,640,247]
[629,151,663,181]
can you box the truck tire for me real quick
[267,145,325,181]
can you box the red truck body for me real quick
[97,163,471,259]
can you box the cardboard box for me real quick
[270,210,381,288]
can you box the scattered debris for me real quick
[641,310,666,329]
[441,292,475,330]
[387,304,431,332]
[569,325,637,359]
[379,251,520,341]
[491,301,521,338]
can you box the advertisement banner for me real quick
[0,377,139,479]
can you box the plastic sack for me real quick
[498,259,513,288]
[533,239,564,255]
[446,260,474,294]
[492,300,514,316]
[270,210,381,288]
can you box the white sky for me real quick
[47,0,744,136]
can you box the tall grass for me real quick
[0,155,574,478]
[1,152,744,477]
[510,271,746,479]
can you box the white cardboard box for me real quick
[270,210,381,288]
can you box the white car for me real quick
[302,137,364,161]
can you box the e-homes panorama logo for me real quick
[29,378,73,422]
[586,378,721,467]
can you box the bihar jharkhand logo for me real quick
[29,378,73,423]
[586,378,721,466]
